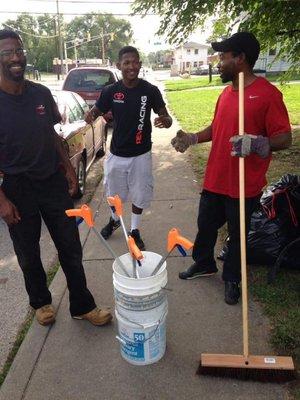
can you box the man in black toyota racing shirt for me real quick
[85,46,172,249]
[0,29,112,327]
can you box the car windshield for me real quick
[64,69,115,92]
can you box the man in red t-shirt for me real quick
[171,32,291,305]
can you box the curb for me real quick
[0,183,106,400]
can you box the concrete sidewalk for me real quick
[0,119,287,400]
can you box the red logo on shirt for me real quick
[36,104,46,115]
[135,130,142,144]
[114,92,124,100]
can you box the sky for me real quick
[0,0,212,53]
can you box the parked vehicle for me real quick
[62,66,121,127]
[62,66,120,105]
[191,64,219,75]
[52,89,107,197]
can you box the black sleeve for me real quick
[151,85,166,114]
[95,85,112,113]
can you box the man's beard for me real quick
[4,60,26,82]
[11,74,24,82]
[220,72,233,83]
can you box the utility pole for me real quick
[74,43,78,65]
[54,18,60,80]
[63,42,68,74]
[101,27,105,66]
[56,0,65,79]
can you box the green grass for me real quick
[165,71,300,92]
[249,267,300,358]
[267,71,300,83]
[167,82,300,397]
[166,85,300,129]
[166,88,222,131]
[267,130,300,181]
[0,312,34,387]
[0,261,61,388]
[280,85,300,126]
[165,76,223,92]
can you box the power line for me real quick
[0,11,156,16]
[27,0,134,2]
[2,22,58,38]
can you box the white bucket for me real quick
[113,251,168,365]
[113,251,167,311]
[115,303,168,365]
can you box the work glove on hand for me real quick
[171,130,198,153]
[230,134,270,158]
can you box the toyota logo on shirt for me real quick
[36,104,46,115]
[113,92,125,103]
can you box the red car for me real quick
[52,89,107,197]
[62,66,121,124]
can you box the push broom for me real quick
[197,72,296,382]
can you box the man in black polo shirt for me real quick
[85,46,172,249]
[0,29,112,326]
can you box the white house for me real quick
[172,42,209,74]
[255,47,292,72]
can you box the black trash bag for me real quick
[260,174,300,230]
[247,209,285,265]
[218,174,300,275]
[266,235,300,283]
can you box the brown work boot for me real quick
[35,304,56,326]
[73,307,112,326]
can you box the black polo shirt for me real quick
[96,79,165,157]
[0,81,61,179]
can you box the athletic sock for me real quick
[131,212,141,231]
[110,208,120,222]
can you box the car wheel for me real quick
[73,156,86,199]
[96,125,108,158]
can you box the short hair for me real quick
[118,46,139,61]
[0,29,23,43]
[231,50,257,69]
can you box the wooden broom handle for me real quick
[238,72,249,359]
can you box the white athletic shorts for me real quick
[103,151,153,209]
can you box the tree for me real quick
[66,13,133,64]
[1,13,133,71]
[132,0,300,72]
[147,50,173,68]
[1,13,59,71]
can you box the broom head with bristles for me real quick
[197,353,297,383]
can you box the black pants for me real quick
[2,170,96,316]
[192,190,260,283]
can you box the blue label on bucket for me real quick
[149,327,161,358]
[121,332,145,360]
[134,333,145,342]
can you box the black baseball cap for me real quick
[211,32,260,66]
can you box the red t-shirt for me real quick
[203,77,291,198]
